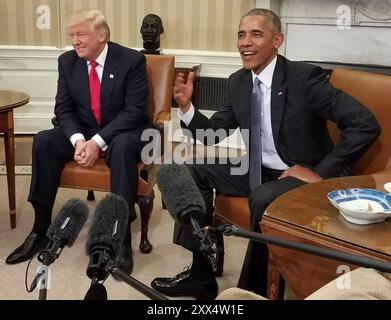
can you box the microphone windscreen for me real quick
[85,193,129,257]
[156,164,206,222]
[84,282,108,300]
[46,198,89,247]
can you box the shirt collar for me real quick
[87,43,108,67]
[251,55,277,89]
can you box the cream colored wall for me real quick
[0,0,256,52]
[0,0,60,47]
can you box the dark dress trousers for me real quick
[174,55,381,294]
[28,42,150,220]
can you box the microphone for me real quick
[156,164,216,267]
[84,193,168,300]
[38,198,89,266]
[156,164,206,224]
[33,198,88,300]
[85,193,129,282]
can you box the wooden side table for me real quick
[0,90,30,228]
[262,174,391,299]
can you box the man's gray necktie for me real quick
[249,77,262,190]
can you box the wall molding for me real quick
[0,45,242,134]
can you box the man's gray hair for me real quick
[242,8,281,33]
[67,9,111,41]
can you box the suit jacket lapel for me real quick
[100,43,120,126]
[240,71,252,131]
[74,59,94,122]
[271,55,286,152]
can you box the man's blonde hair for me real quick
[67,9,110,41]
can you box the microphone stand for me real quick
[36,239,64,300]
[189,215,217,270]
[218,224,391,273]
[36,252,52,300]
[107,263,169,300]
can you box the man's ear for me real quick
[98,31,106,43]
[274,32,284,49]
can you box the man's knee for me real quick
[109,132,140,161]
[33,129,60,152]
[248,184,280,229]
[249,184,277,212]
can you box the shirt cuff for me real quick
[92,134,108,151]
[70,133,85,147]
[177,103,195,126]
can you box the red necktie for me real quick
[89,60,101,125]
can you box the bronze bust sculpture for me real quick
[140,14,164,55]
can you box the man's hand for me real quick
[279,164,323,183]
[77,139,100,167]
[74,139,86,163]
[173,71,194,113]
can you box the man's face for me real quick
[141,16,161,43]
[237,15,283,75]
[68,20,106,61]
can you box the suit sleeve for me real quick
[183,76,239,145]
[98,54,149,144]
[305,67,381,178]
[54,58,84,139]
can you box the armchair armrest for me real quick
[52,116,59,127]
[154,111,171,132]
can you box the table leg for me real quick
[4,114,16,228]
[267,255,285,299]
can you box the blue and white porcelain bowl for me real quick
[327,188,391,225]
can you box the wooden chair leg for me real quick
[137,189,154,254]
[87,190,95,201]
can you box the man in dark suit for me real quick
[151,8,381,299]
[6,9,150,275]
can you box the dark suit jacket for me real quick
[54,42,150,144]
[183,55,381,179]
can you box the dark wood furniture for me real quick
[0,90,30,228]
[262,173,391,299]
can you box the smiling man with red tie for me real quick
[6,9,150,276]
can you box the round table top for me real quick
[0,90,30,112]
[265,173,391,256]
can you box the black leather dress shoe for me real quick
[151,269,218,300]
[6,232,49,265]
[114,243,133,276]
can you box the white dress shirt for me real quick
[251,56,288,170]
